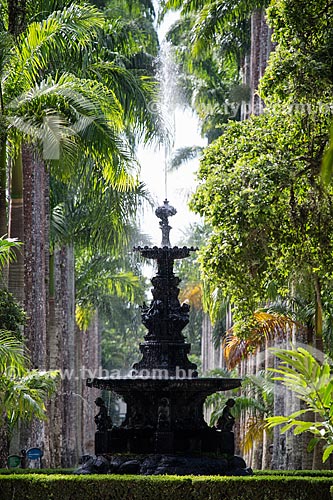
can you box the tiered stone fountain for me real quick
[86,201,251,475]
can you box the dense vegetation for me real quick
[164,0,333,468]
[0,0,160,466]
[1,0,333,473]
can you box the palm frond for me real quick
[0,330,27,375]
[7,3,104,92]
[241,416,267,454]
[170,145,203,170]
[50,203,67,247]
[0,236,21,268]
[179,283,202,310]
[223,311,307,368]
[7,73,140,188]
[4,369,59,425]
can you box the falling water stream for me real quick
[138,15,206,246]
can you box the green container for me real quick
[7,455,21,468]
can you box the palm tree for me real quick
[162,0,268,54]
[266,345,333,465]
[0,329,58,466]
[0,0,157,348]
[0,236,58,466]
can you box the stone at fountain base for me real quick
[219,431,235,455]
[155,431,174,454]
[75,454,253,476]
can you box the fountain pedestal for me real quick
[85,200,251,475]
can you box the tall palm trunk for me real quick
[0,138,7,239]
[314,275,323,351]
[46,251,63,466]
[249,9,271,116]
[10,144,50,456]
[0,415,9,467]
[8,0,28,37]
[54,244,79,467]
[0,135,9,287]
[8,148,24,304]
[271,336,286,469]
[81,311,101,456]
[250,9,263,115]
[262,341,273,469]
[201,312,213,373]
[23,144,48,369]
[286,355,303,467]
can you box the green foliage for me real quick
[0,330,27,375]
[190,107,332,330]
[0,329,58,430]
[170,146,203,171]
[101,297,145,371]
[185,0,333,343]
[0,237,57,429]
[1,474,333,500]
[0,289,26,339]
[266,345,333,462]
[0,468,75,474]
[259,0,333,191]
[75,249,145,331]
[260,0,333,103]
[0,237,21,270]
[256,470,333,477]
[162,0,268,58]
[1,0,161,186]
[3,367,59,428]
[0,474,194,500]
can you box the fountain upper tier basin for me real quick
[133,245,197,260]
[86,377,241,393]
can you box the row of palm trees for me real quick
[0,0,161,466]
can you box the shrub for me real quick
[0,468,74,475]
[191,476,333,500]
[255,470,333,477]
[1,474,333,500]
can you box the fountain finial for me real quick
[155,199,177,247]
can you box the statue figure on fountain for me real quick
[157,397,171,430]
[216,398,236,432]
[94,397,112,432]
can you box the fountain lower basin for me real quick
[87,376,241,456]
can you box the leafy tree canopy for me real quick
[190,0,333,338]
[191,107,332,333]
[260,0,333,103]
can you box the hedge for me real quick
[255,470,333,477]
[1,474,333,500]
[0,468,74,475]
